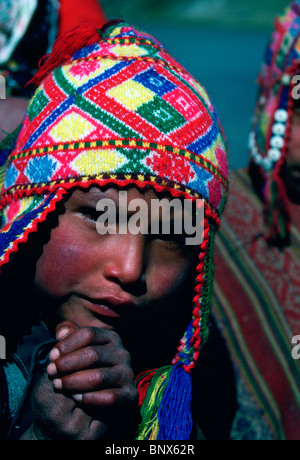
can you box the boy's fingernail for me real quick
[49,347,60,361]
[47,362,57,376]
[53,378,62,390]
[56,327,70,341]
[72,394,83,402]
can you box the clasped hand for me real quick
[24,321,139,440]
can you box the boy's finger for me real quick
[51,327,121,359]
[72,387,138,408]
[55,320,79,341]
[47,344,119,377]
[49,321,80,361]
[52,367,118,392]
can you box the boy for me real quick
[0,20,232,440]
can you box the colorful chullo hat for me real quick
[0,21,228,439]
[249,0,300,245]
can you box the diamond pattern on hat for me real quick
[110,43,148,57]
[163,87,200,119]
[192,136,221,169]
[187,113,218,156]
[4,199,21,224]
[64,59,116,88]
[145,151,195,185]
[187,163,211,201]
[29,102,119,150]
[116,148,152,174]
[137,96,186,134]
[134,68,176,96]
[71,148,128,175]
[4,163,19,189]
[48,149,82,181]
[107,79,155,111]
[28,88,50,122]
[25,156,60,183]
[50,111,97,143]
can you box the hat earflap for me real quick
[135,218,215,440]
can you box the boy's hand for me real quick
[27,321,139,440]
[47,322,137,408]
[24,372,108,440]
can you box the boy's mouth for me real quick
[78,294,136,320]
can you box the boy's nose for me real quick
[103,234,146,294]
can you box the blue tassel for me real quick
[157,364,193,440]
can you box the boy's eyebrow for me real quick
[69,188,120,206]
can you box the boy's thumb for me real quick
[55,320,78,341]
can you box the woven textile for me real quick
[213,169,300,440]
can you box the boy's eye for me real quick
[160,238,185,251]
[77,206,118,233]
[77,206,102,222]
[150,231,187,251]
[76,209,190,249]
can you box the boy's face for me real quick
[34,186,199,366]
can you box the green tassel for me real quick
[136,366,172,440]
[199,227,216,345]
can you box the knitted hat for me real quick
[0,21,228,439]
[249,1,300,245]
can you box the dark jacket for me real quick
[0,322,54,439]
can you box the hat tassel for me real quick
[28,23,101,87]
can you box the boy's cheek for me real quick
[34,239,89,298]
[146,263,192,299]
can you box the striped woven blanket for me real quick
[212,168,300,440]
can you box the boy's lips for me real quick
[78,294,136,319]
